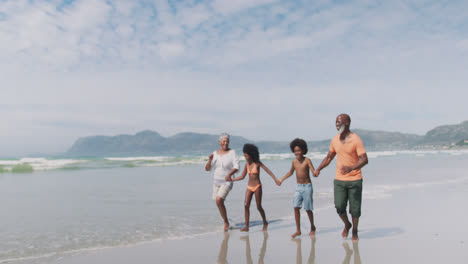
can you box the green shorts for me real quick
[334,179,363,218]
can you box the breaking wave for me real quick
[0,149,466,173]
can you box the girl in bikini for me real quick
[228,144,280,231]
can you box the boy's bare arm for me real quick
[229,166,246,181]
[315,151,336,176]
[280,162,295,183]
[307,158,317,177]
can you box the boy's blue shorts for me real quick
[293,183,313,211]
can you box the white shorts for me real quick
[212,184,232,200]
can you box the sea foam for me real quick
[0,149,466,173]
[0,158,86,172]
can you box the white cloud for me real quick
[1,0,468,155]
[112,0,137,16]
[116,24,134,37]
[176,4,211,29]
[211,0,277,15]
[157,42,185,60]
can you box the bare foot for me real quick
[224,223,230,232]
[262,222,268,231]
[342,223,352,239]
[351,230,359,242]
[240,226,249,232]
[291,231,301,238]
[309,226,316,237]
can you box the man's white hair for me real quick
[219,133,230,141]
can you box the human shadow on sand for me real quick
[315,226,342,235]
[233,219,282,230]
[358,227,404,239]
[312,226,403,239]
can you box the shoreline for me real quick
[12,179,468,264]
[1,149,468,173]
[4,154,468,264]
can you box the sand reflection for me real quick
[342,241,361,264]
[240,232,268,264]
[217,232,230,264]
[292,237,316,264]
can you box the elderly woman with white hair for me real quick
[205,133,240,231]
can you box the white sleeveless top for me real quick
[210,149,240,186]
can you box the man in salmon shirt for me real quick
[314,114,368,241]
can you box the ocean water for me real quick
[1,150,468,263]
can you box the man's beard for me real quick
[337,125,345,135]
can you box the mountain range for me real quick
[65,121,468,157]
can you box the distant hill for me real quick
[418,121,468,146]
[65,121,468,157]
[66,131,251,156]
[456,139,468,146]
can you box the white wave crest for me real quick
[0,149,467,173]
[259,153,293,160]
[105,156,171,162]
[0,158,85,171]
[366,151,398,158]
[368,149,468,158]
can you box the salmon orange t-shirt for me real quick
[329,133,366,181]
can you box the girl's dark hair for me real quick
[243,143,260,163]
[290,138,308,154]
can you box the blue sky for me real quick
[1,0,468,156]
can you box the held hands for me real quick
[313,169,320,177]
[275,178,281,186]
[225,175,232,181]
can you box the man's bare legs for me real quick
[339,214,359,241]
[216,197,230,231]
[241,190,255,232]
[339,213,352,239]
[254,187,268,231]
[306,210,316,237]
[351,217,359,241]
[291,207,301,238]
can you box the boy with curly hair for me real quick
[279,138,317,238]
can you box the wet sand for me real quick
[44,178,468,264]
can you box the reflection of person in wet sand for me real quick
[341,241,362,264]
[292,237,316,264]
[240,232,268,264]
[217,232,230,264]
[315,114,368,241]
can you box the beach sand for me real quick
[41,177,468,264]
